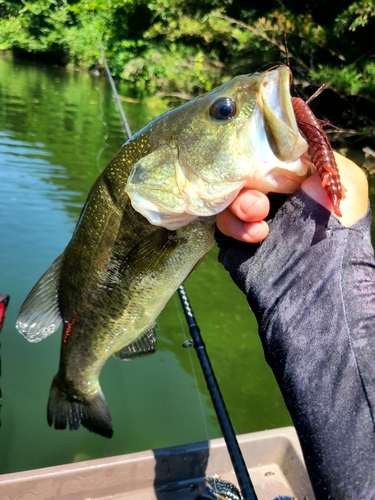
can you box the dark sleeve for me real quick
[216,189,375,500]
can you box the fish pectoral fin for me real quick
[16,255,63,343]
[113,326,158,361]
[183,255,207,282]
[122,227,186,276]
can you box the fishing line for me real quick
[172,292,211,443]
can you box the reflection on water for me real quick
[0,53,324,475]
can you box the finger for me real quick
[301,172,333,212]
[229,189,270,222]
[302,152,368,226]
[216,207,270,243]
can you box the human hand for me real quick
[216,153,368,243]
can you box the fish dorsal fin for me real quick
[122,227,185,276]
[113,326,157,360]
[16,255,63,343]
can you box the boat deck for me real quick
[0,426,314,499]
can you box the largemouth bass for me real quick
[16,66,309,438]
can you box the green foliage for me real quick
[122,44,225,96]
[0,0,105,66]
[0,1,70,52]
[1,0,375,100]
[335,0,375,31]
[312,65,364,95]
[312,61,375,96]
[63,11,105,66]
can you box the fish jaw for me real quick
[260,65,307,162]
[125,66,309,230]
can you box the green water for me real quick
[3,54,367,475]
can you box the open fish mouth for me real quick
[260,66,307,162]
[125,66,308,230]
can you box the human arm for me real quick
[215,154,375,499]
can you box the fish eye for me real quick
[210,98,237,121]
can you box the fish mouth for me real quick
[125,66,309,230]
[261,66,307,162]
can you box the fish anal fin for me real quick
[16,255,63,343]
[114,326,157,361]
[47,374,113,438]
[122,228,186,276]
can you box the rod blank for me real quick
[178,285,258,500]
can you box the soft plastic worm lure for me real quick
[281,32,344,216]
[291,96,345,217]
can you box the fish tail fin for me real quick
[47,375,113,438]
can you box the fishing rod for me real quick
[98,45,132,140]
[99,47,257,500]
[178,286,257,500]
